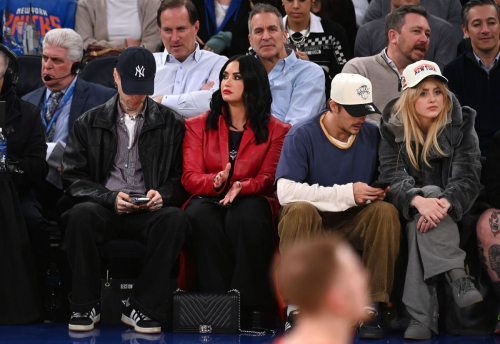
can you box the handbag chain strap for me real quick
[175,288,275,337]
[227,289,276,337]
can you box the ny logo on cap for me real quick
[356,85,370,100]
[135,65,145,78]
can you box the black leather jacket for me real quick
[62,94,188,209]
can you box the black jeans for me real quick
[62,202,191,323]
[185,196,277,309]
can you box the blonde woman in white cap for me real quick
[378,60,483,340]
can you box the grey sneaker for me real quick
[446,273,483,308]
[404,318,432,340]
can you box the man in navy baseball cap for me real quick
[115,46,156,95]
[63,45,190,334]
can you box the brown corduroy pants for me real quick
[278,201,401,303]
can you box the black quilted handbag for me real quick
[173,289,274,336]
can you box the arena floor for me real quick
[0,324,498,344]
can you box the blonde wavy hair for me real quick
[391,77,452,171]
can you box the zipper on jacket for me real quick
[382,54,402,91]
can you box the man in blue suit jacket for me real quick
[23,29,116,145]
[21,29,116,255]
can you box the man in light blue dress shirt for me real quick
[152,0,228,118]
[248,4,325,125]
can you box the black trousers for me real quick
[185,196,277,309]
[18,190,51,307]
[62,202,191,323]
[18,182,63,291]
[20,181,65,230]
[0,175,42,324]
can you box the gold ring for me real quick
[423,218,428,223]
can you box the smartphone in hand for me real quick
[131,197,151,205]
[370,181,390,190]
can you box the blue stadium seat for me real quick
[14,55,44,98]
[80,56,117,90]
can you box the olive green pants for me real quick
[278,201,401,303]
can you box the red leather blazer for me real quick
[182,111,291,221]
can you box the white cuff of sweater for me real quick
[277,178,357,212]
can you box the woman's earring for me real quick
[114,81,117,89]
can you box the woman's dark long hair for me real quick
[206,55,272,144]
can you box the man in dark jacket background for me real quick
[443,0,500,156]
[0,43,48,324]
[0,45,48,216]
[1,59,47,191]
[61,47,190,334]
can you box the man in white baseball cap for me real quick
[275,73,401,339]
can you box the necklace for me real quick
[215,0,229,18]
[286,20,310,47]
[229,121,246,131]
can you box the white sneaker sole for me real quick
[68,314,100,332]
[458,297,483,309]
[121,313,161,334]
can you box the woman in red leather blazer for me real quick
[182,55,290,327]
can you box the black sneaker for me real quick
[284,309,300,332]
[68,305,100,332]
[357,309,383,339]
[121,304,161,334]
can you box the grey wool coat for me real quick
[378,93,482,223]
